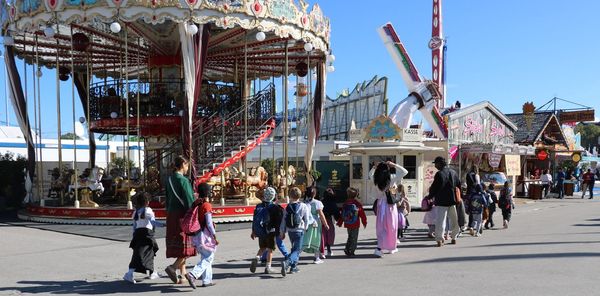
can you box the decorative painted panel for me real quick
[448,107,515,146]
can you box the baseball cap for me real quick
[263,187,277,202]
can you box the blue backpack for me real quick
[342,203,359,225]
[252,203,272,238]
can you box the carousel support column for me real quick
[55,21,64,205]
[36,44,44,204]
[295,75,299,172]
[125,27,132,210]
[71,27,79,208]
[283,40,289,202]
[136,38,142,189]
[220,170,225,206]
[271,76,275,187]
[33,37,40,203]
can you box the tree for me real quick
[575,123,600,151]
[60,133,82,140]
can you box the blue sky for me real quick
[1,0,599,138]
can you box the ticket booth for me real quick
[347,115,442,207]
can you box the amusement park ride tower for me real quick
[378,0,448,139]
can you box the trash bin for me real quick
[564,182,574,196]
[529,184,542,200]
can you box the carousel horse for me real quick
[274,165,298,198]
[114,177,138,203]
[246,166,269,200]
[49,168,74,199]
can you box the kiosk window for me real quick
[352,156,362,179]
[403,155,417,179]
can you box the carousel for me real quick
[1,0,332,223]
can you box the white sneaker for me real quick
[313,258,324,264]
[123,272,136,284]
[390,248,398,254]
[396,239,401,245]
[148,271,160,280]
[475,232,481,237]
[326,250,333,257]
[374,249,383,257]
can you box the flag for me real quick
[305,62,326,181]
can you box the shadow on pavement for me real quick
[407,252,600,264]
[0,280,186,295]
[471,241,600,248]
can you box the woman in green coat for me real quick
[164,155,196,284]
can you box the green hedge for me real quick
[0,152,26,211]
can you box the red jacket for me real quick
[336,199,367,229]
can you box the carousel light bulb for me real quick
[3,36,14,46]
[328,54,336,63]
[255,31,266,41]
[79,117,86,124]
[44,26,55,38]
[36,69,43,77]
[110,22,121,34]
[187,23,198,35]
[110,112,118,119]
[327,65,335,73]
[303,42,313,52]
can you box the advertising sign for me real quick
[315,160,350,203]
[505,155,521,176]
[559,110,595,124]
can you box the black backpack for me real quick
[285,203,302,228]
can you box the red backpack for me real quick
[180,205,201,235]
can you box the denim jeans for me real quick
[189,249,215,285]
[286,231,304,267]
[471,213,483,233]
[435,205,460,242]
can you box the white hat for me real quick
[264,187,277,202]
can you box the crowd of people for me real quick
[121,155,519,287]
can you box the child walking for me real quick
[123,192,162,284]
[468,184,489,237]
[396,185,410,241]
[250,187,282,274]
[322,188,341,256]
[499,181,515,228]
[336,187,367,257]
[184,183,218,289]
[302,185,330,264]
[280,187,311,276]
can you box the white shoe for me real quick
[374,249,383,257]
[148,271,160,280]
[396,239,401,245]
[313,258,324,264]
[326,250,333,257]
[475,232,481,237]
[390,248,398,254]
[123,272,136,284]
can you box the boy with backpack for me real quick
[280,187,310,276]
[250,187,282,274]
[336,187,367,257]
[498,181,515,228]
[468,184,489,237]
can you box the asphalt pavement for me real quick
[1,192,599,296]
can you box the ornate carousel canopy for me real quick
[0,0,331,81]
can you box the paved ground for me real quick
[1,192,599,296]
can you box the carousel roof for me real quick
[0,0,330,81]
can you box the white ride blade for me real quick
[389,95,418,129]
[377,22,422,93]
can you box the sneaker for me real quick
[123,272,136,284]
[319,254,326,259]
[390,248,398,254]
[280,260,287,277]
[469,229,475,236]
[201,282,216,288]
[313,258,324,264]
[184,273,197,289]
[475,232,481,237]
[264,267,277,274]
[164,266,178,283]
[374,249,383,257]
[250,257,258,273]
[436,240,444,247]
[290,266,300,273]
[343,250,350,257]
[326,250,333,257]
[148,271,160,280]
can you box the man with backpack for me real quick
[250,187,282,275]
[428,157,461,247]
[336,187,367,257]
[279,187,310,276]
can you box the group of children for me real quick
[423,181,515,240]
[249,185,368,276]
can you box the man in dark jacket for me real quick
[428,156,461,247]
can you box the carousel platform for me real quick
[20,203,258,226]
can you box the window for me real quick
[352,156,362,179]
[403,155,417,179]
